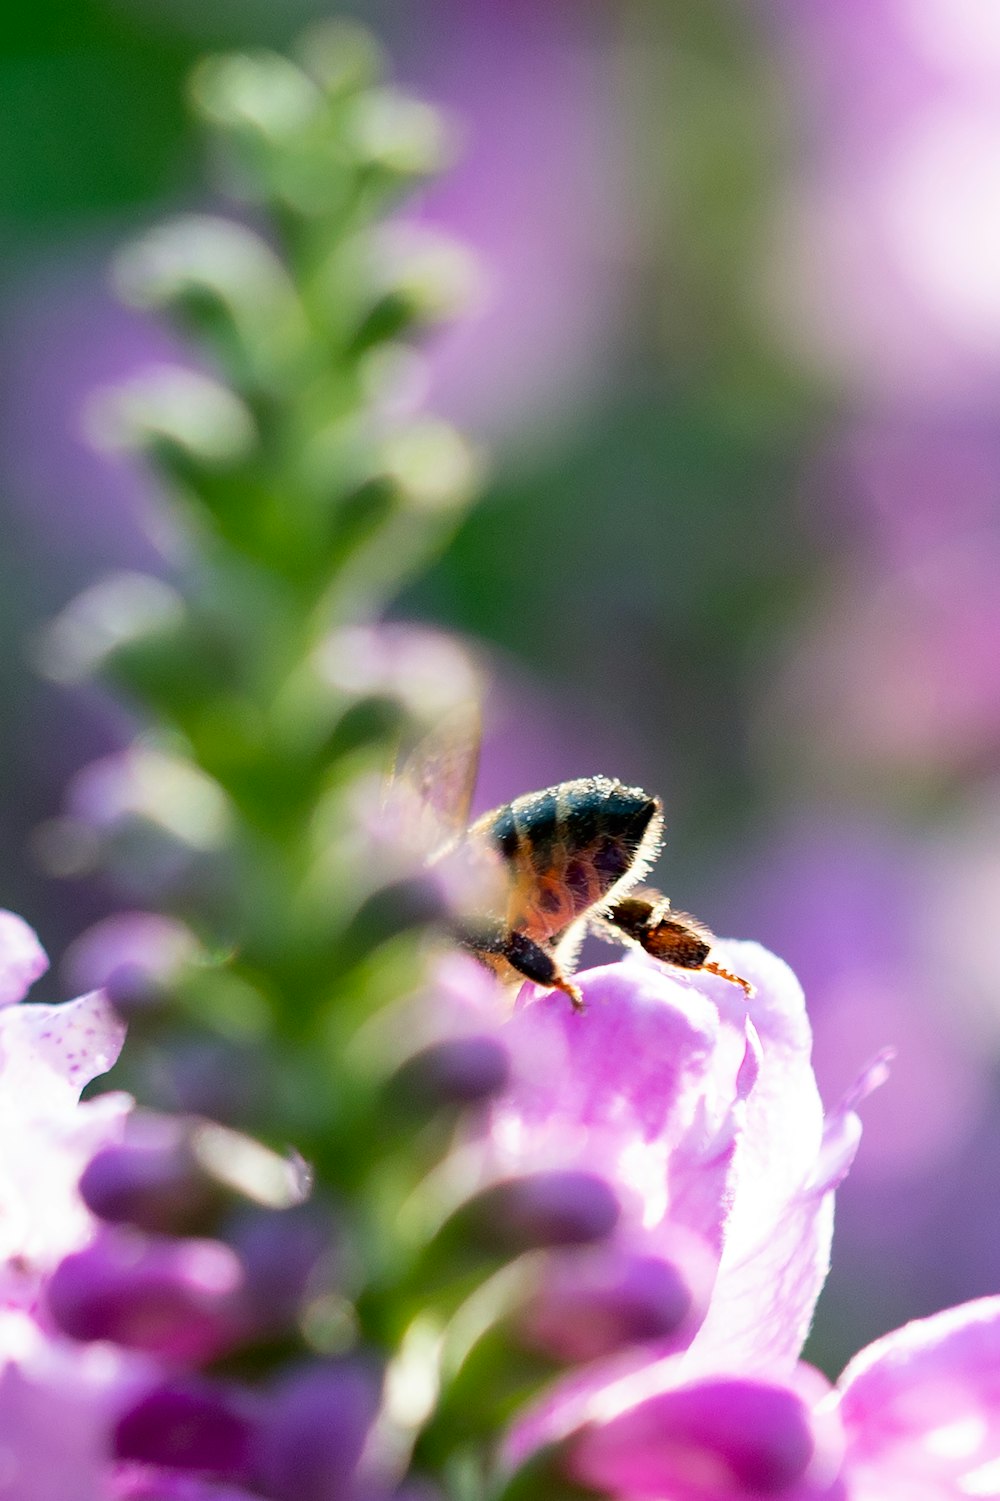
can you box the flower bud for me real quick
[350,224,483,354]
[104,962,171,1019]
[458,1172,620,1255]
[79,1115,215,1233]
[382,421,479,515]
[343,872,452,956]
[296,19,384,97]
[114,215,305,391]
[85,366,256,469]
[346,88,455,180]
[64,912,199,1020]
[191,51,321,142]
[567,1378,839,1501]
[37,574,184,686]
[318,624,479,727]
[251,1358,383,1501]
[392,1034,511,1110]
[47,1228,244,1362]
[394,1483,445,1501]
[68,747,231,853]
[115,1378,257,1478]
[518,1251,695,1364]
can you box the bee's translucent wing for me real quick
[388,700,482,855]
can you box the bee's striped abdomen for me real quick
[476,777,663,942]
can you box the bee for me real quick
[393,706,753,1012]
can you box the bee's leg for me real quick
[700,959,755,995]
[462,919,585,1012]
[601,889,754,998]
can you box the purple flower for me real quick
[496,944,882,1458]
[476,953,757,1269]
[513,945,864,1368]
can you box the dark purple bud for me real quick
[105,960,171,1018]
[115,1378,257,1478]
[346,874,452,957]
[251,1358,384,1501]
[47,1227,243,1362]
[377,873,453,930]
[393,1034,511,1109]
[79,1113,218,1233]
[519,1252,694,1363]
[568,1378,832,1499]
[461,1172,620,1254]
[225,1203,342,1339]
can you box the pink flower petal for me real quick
[677,942,840,1377]
[683,1046,891,1379]
[838,1296,1000,1500]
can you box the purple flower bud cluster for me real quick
[3,908,999,1501]
[0,915,379,1501]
